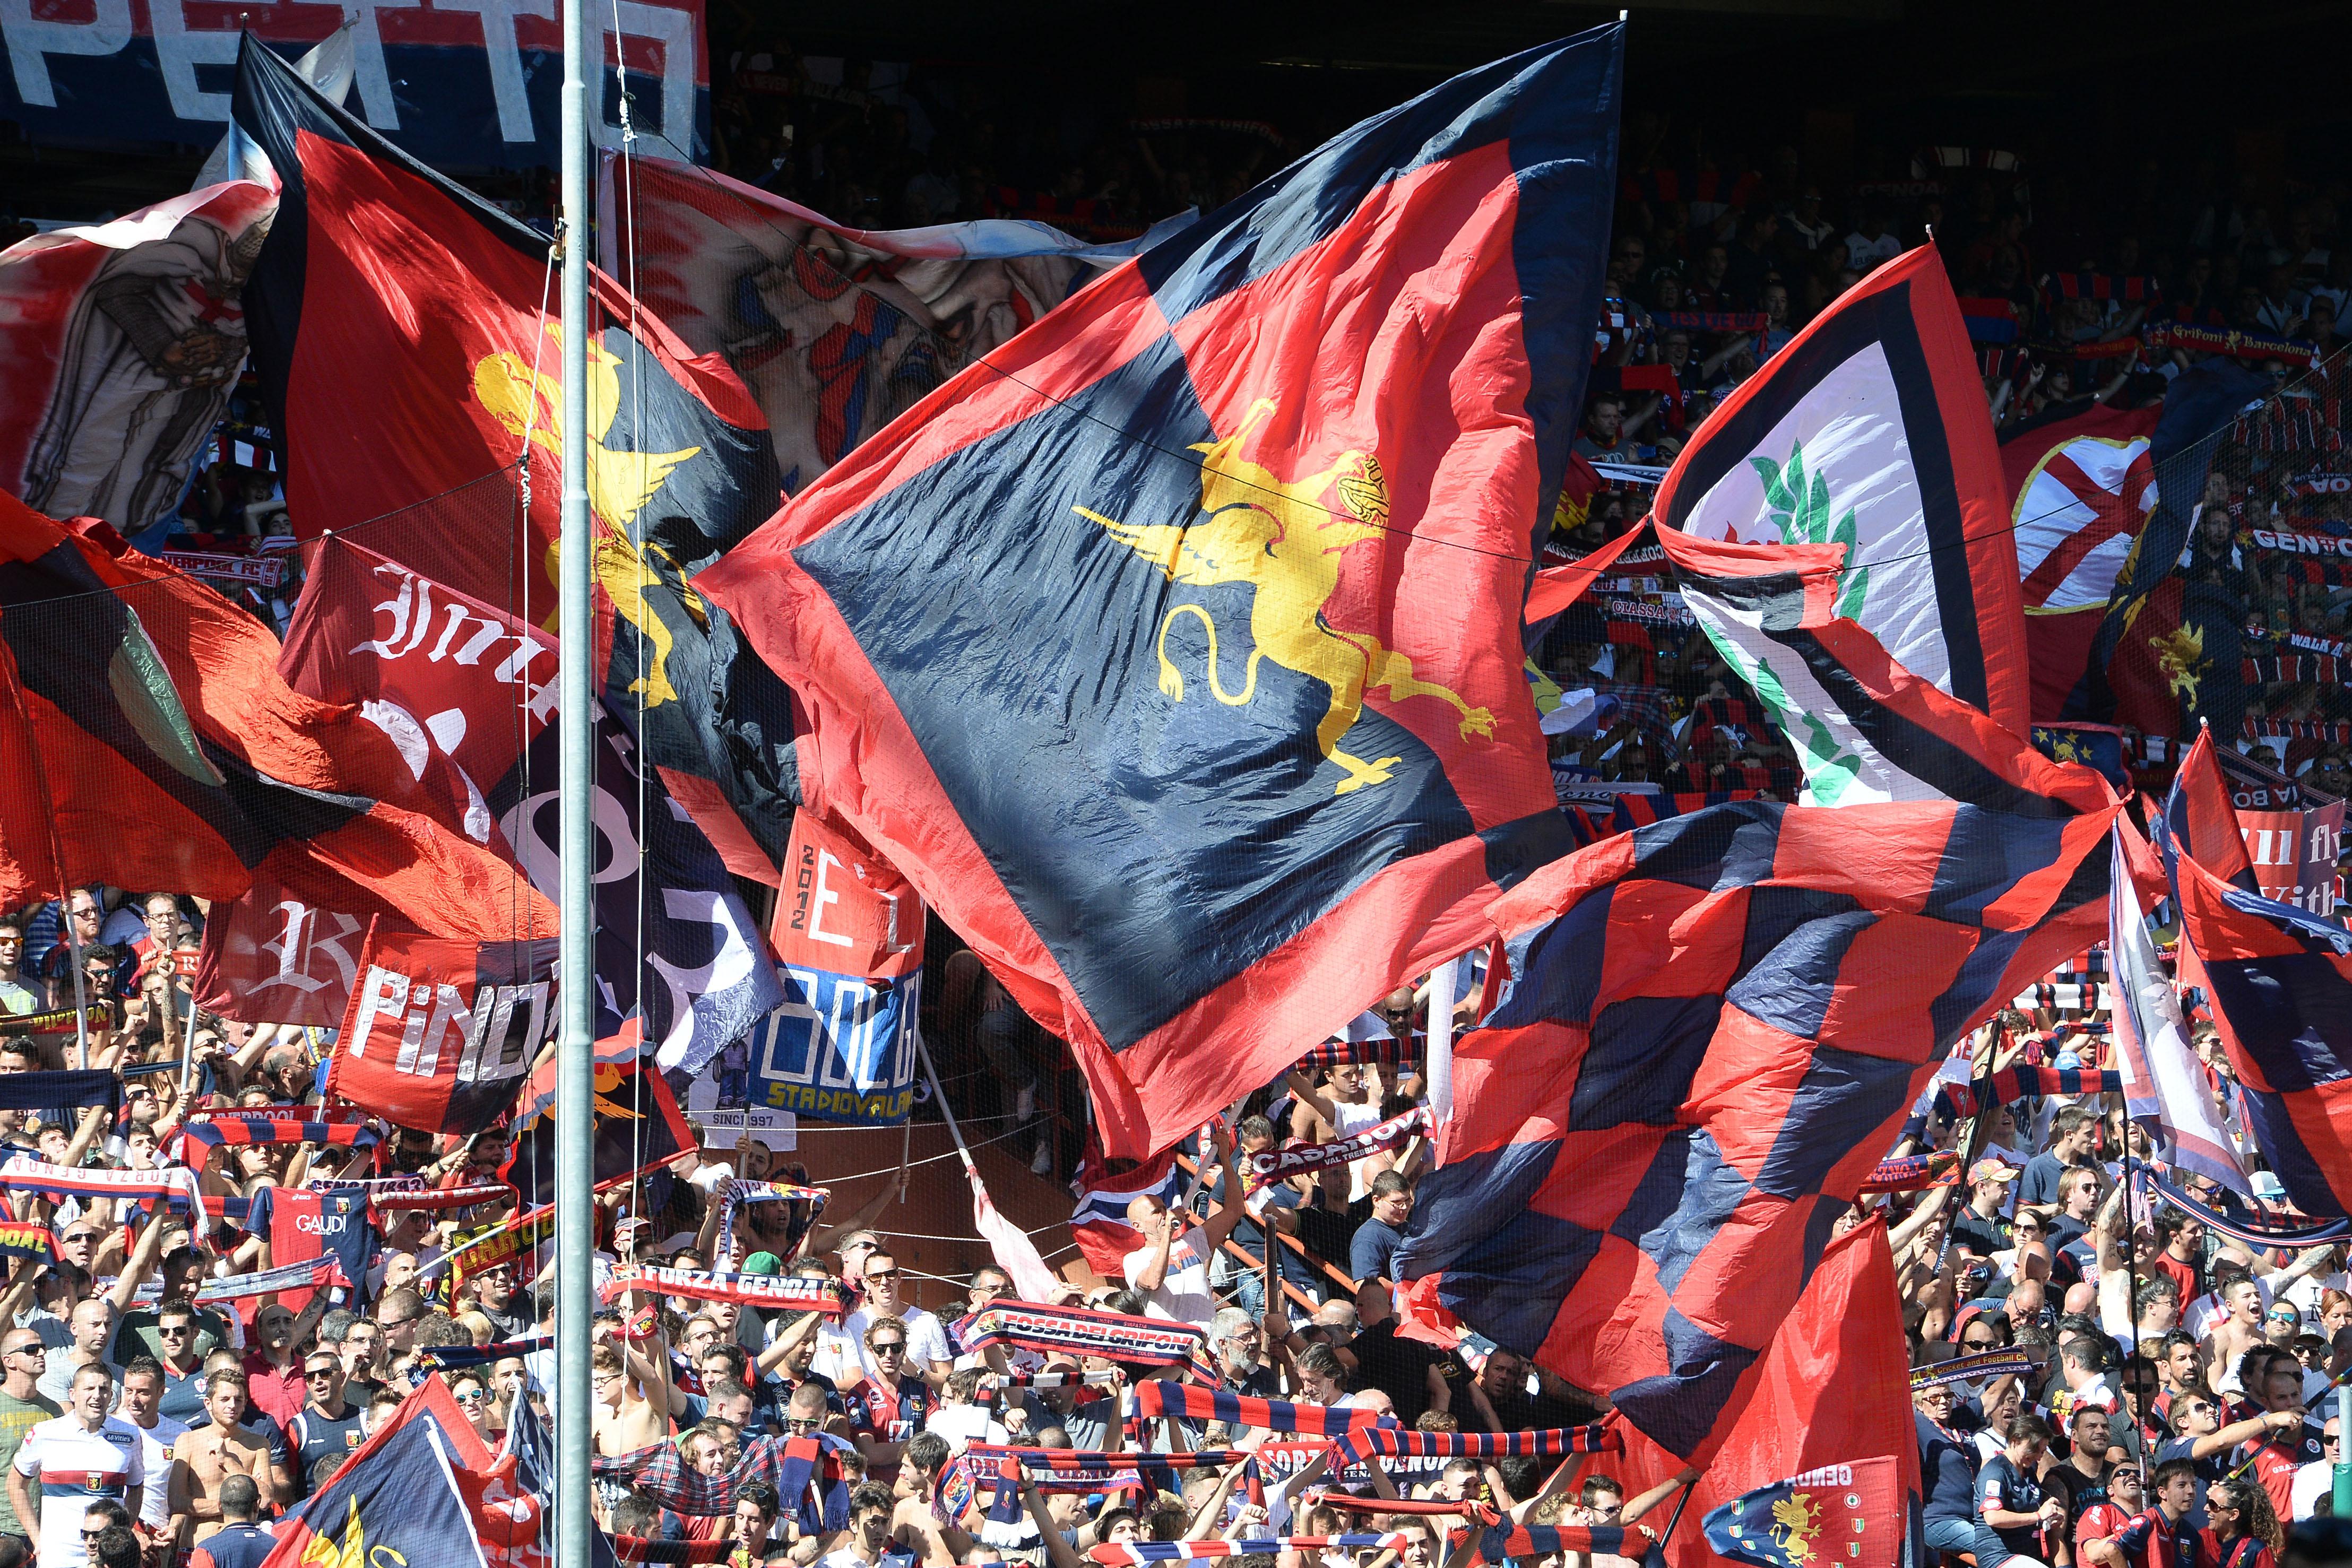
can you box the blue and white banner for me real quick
[1,4,706,170]
[735,966,920,1125]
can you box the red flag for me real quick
[1999,400,2163,722]
[192,872,370,1029]
[325,920,557,1136]
[0,495,555,938]
[770,809,924,981]
[1610,1221,1918,1566]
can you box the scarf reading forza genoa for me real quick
[952,1302,1217,1380]
[600,1264,852,1315]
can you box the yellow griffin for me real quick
[473,324,702,705]
[2152,623,2207,702]
[1079,398,1493,796]
[1769,1492,1821,1565]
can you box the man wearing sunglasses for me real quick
[287,1356,362,1502]
[847,1317,932,1477]
[844,1255,950,1390]
[0,1331,57,1558]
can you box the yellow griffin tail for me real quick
[1155,603,1262,705]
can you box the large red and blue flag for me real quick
[229,36,798,876]
[2163,730,2352,1217]
[260,1376,503,1568]
[1394,696,2116,1458]
[700,28,1625,1159]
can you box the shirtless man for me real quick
[590,1342,668,1457]
[167,1370,276,1550]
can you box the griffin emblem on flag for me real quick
[1704,1459,1898,1568]
[1084,398,1493,796]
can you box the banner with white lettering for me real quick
[279,536,783,1068]
[712,809,922,1122]
[193,871,368,1028]
[325,919,556,1134]
[0,6,705,169]
[2239,800,2345,917]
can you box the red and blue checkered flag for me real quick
[699,27,1625,1159]
[1396,713,2117,1458]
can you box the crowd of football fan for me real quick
[1,872,2344,1568]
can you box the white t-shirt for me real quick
[1844,230,1901,270]
[841,1305,953,1385]
[12,1413,145,1568]
[118,1412,185,1529]
[1123,1231,1218,1327]
[2294,1458,2333,1521]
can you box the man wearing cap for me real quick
[1954,1160,2020,1257]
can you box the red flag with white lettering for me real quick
[325,920,557,1134]
[192,872,370,1028]
[770,809,924,981]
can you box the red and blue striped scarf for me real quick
[1333,1424,1619,1468]
[1127,1380,1396,1437]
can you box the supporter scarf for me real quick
[1858,1151,1960,1194]
[1089,1539,1411,1563]
[0,1218,54,1264]
[424,1203,556,1284]
[2243,655,2350,687]
[2146,322,2318,367]
[1127,1380,1396,1437]
[0,1156,200,1218]
[194,1253,348,1304]
[198,1193,253,1227]
[417,1334,552,1372]
[1653,311,1769,333]
[1299,1037,1419,1069]
[1909,1348,2035,1388]
[964,1444,1247,1500]
[1333,1425,1619,1466]
[1246,1107,1431,1185]
[178,1111,380,1149]
[1598,597,1696,627]
[1310,1492,1497,1519]
[2288,474,2352,500]
[954,1303,1217,1381]
[600,1264,852,1315]
[0,1006,111,1039]
[714,1180,828,1263]
[1933,1066,2124,1121]
[0,1069,119,1125]
[612,1539,734,1565]
[2146,1173,2352,1250]
[367,1182,515,1214]
[1481,1525,1635,1562]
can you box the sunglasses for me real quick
[871,1342,905,1356]
[864,1269,900,1283]
[453,1388,488,1402]
[305,1367,340,1380]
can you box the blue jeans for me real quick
[1925,1517,2029,1568]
